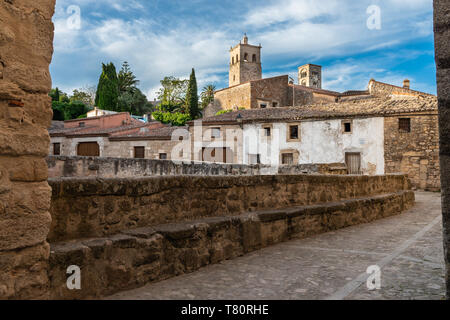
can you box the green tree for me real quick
[185,68,200,119]
[95,62,119,111]
[156,76,188,112]
[118,61,140,94]
[118,88,154,116]
[49,88,61,102]
[52,101,89,121]
[200,84,216,109]
[151,111,191,126]
[71,86,96,107]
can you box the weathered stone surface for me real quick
[47,174,412,242]
[0,0,55,299]
[48,190,414,299]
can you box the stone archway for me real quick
[0,0,55,299]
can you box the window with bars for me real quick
[134,146,145,159]
[399,118,411,133]
[282,153,294,165]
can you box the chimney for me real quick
[403,79,410,89]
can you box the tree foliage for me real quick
[156,76,189,111]
[151,111,191,126]
[52,101,89,121]
[118,88,153,116]
[185,68,200,119]
[95,62,119,111]
[201,84,216,109]
[118,61,140,94]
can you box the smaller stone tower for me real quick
[298,64,322,89]
[229,34,262,87]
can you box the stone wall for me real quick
[0,0,55,299]
[48,174,411,243]
[48,190,415,299]
[369,79,434,97]
[46,156,346,178]
[250,75,289,108]
[384,114,440,191]
[434,0,450,299]
[209,83,251,117]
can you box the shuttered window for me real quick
[282,153,294,165]
[77,142,100,157]
[134,146,145,159]
[53,143,61,155]
[345,152,361,174]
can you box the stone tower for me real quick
[298,64,322,89]
[229,34,262,87]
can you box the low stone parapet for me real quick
[46,156,346,178]
[48,174,411,242]
[48,190,415,299]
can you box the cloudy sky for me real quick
[51,0,436,100]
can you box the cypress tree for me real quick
[95,62,119,111]
[185,68,199,119]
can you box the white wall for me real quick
[243,117,385,174]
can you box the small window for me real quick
[282,153,294,165]
[244,53,248,61]
[272,102,278,108]
[260,103,267,109]
[79,122,85,127]
[134,146,145,159]
[159,153,167,160]
[289,125,299,140]
[399,118,411,133]
[249,154,261,165]
[264,127,271,137]
[236,54,239,62]
[232,57,234,64]
[53,143,61,156]
[252,54,257,62]
[211,127,221,138]
[233,75,236,82]
[343,121,352,133]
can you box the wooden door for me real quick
[77,142,100,157]
[345,152,361,174]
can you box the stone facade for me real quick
[0,0,55,299]
[298,64,322,89]
[384,114,440,191]
[434,0,450,299]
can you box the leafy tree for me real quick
[118,61,140,94]
[151,111,191,126]
[49,88,61,102]
[156,76,188,111]
[215,107,245,116]
[95,62,119,111]
[71,86,96,107]
[52,101,89,121]
[118,88,154,116]
[201,84,216,109]
[185,68,200,119]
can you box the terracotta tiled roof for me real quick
[49,122,154,137]
[109,126,188,141]
[197,96,437,124]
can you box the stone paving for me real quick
[106,192,445,300]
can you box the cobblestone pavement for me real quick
[107,192,445,300]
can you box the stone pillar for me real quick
[0,0,55,299]
[434,0,450,299]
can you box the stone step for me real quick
[48,190,415,299]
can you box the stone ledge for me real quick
[48,190,415,299]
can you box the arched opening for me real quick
[244,53,248,61]
[232,57,234,64]
[252,54,257,62]
[236,54,239,62]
